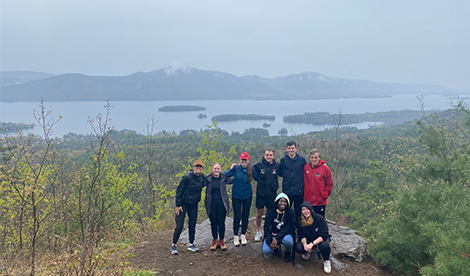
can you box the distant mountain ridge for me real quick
[0,67,462,102]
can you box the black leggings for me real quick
[232,196,252,235]
[295,237,331,261]
[172,203,198,244]
[209,198,226,240]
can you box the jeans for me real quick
[262,234,294,255]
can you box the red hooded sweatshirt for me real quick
[303,159,333,206]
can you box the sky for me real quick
[1,0,469,90]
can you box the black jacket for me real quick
[175,170,206,207]
[205,173,232,216]
[280,151,307,196]
[297,201,330,242]
[263,198,296,245]
[253,157,281,197]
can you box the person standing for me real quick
[295,201,332,273]
[225,152,257,246]
[262,193,296,262]
[205,163,232,251]
[303,149,333,217]
[280,141,307,218]
[171,160,206,255]
[253,149,281,242]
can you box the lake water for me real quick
[0,95,460,137]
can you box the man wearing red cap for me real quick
[225,152,257,246]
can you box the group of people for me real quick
[170,141,334,274]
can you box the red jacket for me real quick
[303,159,333,206]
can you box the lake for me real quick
[0,94,459,137]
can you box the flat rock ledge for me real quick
[181,217,369,270]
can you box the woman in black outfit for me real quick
[205,163,232,251]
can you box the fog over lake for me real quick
[0,95,458,137]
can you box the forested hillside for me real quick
[1,100,469,275]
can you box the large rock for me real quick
[180,217,369,263]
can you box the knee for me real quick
[294,241,304,253]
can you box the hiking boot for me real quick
[171,244,178,255]
[302,251,310,260]
[187,243,198,252]
[283,250,292,262]
[254,231,262,242]
[210,239,218,251]
[233,235,240,246]
[240,234,247,245]
[219,239,227,251]
[324,260,331,274]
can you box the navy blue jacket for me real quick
[280,151,307,196]
[225,164,257,200]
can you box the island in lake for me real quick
[212,114,275,122]
[158,105,206,112]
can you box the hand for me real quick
[304,244,311,252]
[175,206,183,216]
[269,237,278,250]
[230,163,237,169]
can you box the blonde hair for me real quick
[301,212,314,227]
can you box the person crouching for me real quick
[295,201,332,274]
[262,193,295,262]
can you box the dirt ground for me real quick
[129,220,394,276]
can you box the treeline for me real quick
[0,122,35,133]
[283,110,433,125]
[158,105,206,112]
[211,114,275,121]
[1,100,469,275]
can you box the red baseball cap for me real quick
[239,152,250,160]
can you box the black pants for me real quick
[313,205,326,218]
[172,203,198,244]
[232,196,252,235]
[287,193,304,219]
[295,237,331,261]
[209,198,226,240]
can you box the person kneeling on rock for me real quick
[295,201,332,274]
[262,193,295,262]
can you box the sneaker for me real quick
[187,243,198,252]
[240,234,247,245]
[254,231,262,242]
[210,239,218,251]
[302,251,310,260]
[233,235,240,246]
[283,251,292,262]
[219,239,227,251]
[171,244,178,255]
[324,260,331,274]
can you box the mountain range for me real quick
[0,67,463,102]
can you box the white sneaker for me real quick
[302,251,310,260]
[233,235,240,246]
[240,234,247,245]
[324,260,331,274]
[254,231,262,242]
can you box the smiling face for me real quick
[240,158,249,168]
[301,206,311,218]
[264,150,274,163]
[211,164,221,177]
[278,197,288,211]
[193,164,203,175]
[286,145,297,158]
[310,152,320,166]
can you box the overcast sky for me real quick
[1,0,469,89]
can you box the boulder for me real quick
[180,217,369,264]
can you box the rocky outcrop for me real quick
[180,217,369,265]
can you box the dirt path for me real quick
[129,221,393,276]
